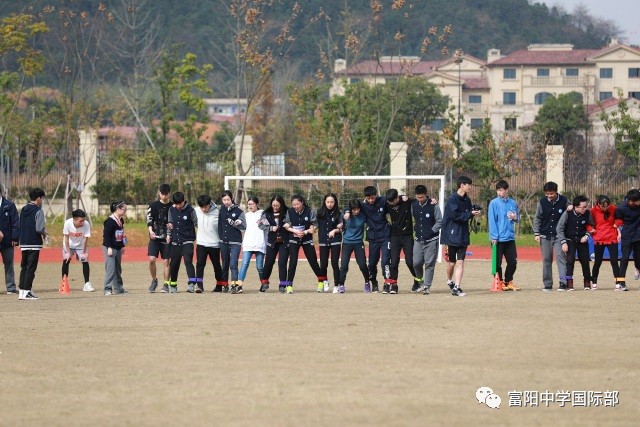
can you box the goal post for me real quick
[224,175,446,262]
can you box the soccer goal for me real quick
[224,175,446,262]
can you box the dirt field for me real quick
[1,257,639,426]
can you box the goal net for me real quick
[224,175,446,262]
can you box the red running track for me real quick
[11,245,542,264]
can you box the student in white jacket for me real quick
[238,196,266,293]
[195,194,222,293]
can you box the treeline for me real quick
[0,0,623,93]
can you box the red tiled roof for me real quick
[462,78,490,90]
[338,59,439,76]
[585,97,640,116]
[487,48,602,66]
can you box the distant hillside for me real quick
[1,0,621,93]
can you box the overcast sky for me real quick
[543,0,639,46]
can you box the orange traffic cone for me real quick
[59,275,71,295]
[490,273,503,292]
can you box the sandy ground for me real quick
[1,257,639,427]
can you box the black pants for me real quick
[287,242,321,284]
[169,243,195,283]
[196,245,222,285]
[19,250,40,291]
[496,240,518,283]
[62,259,90,283]
[339,243,369,285]
[263,242,289,284]
[389,234,415,282]
[368,240,390,284]
[565,240,591,282]
[592,243,620,284]
[319,244,341,285]
[620,240,640,283]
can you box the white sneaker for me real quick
[323,280,330,292]
[83,282,95,292]
[332,286,339,294]
[22,291,39,300]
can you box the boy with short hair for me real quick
[62,209,93,291]
[18,188,48,300]
[412,185,442,295]
[488,180,520,291]
[533,181,569,291]
[195,194,222,293]
[385,188,416,294]
[147,183,172,293]
[166,192,198,293]
[0,188,20,294]
[557,195,594,291]
[440,176,481,297]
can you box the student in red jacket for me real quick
[590,195,622,290]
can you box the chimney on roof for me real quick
[487,49,502,63]
[609,37,619,47]
[334,59,346,74]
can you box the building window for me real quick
[600,68,613,78]
[470,118,483,130]
[503,92,516,105]
[430,118,446,131]
[566,68,579,77]
[503,68,516,79]
[534,92,553,105]
[504,118,517,131]
[468,95,482,104]
[630,92,640,100]
[629,68,640,78]
[599,92,613,101]
[537,68,550,77]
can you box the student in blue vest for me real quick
[412,185,442,295]
[488,180,521,291]
[557,195,594,291]
[18,188,49,300]
[282,194,323,294]
[218,190,246,293]
[533,181,570,291]
[336,199,370,293]
[316,193,343,293]
[166,191,198,293]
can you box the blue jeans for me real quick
[220,243,241,282]
[238,251,264,281]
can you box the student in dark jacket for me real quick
[0,189,20,294]
[440,176,481,297]
[18,188,48,300]
[316,193,343,293]
[533,181,570,292]
[386,188,416,294]
[614,189,640,291]
[283,194,323,294]
[166,191,198,294]
[258,195,289,293]
[103,200,127,295]
[557,195,594,291]
[412,185,442,295]
[218,190,246,293]
[146,183,172,293]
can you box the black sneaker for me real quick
[259,283,269,292]
[195,285,204,293]
[7,289,19,295]
[411,282,420,292]
[422,285,431,295]
[213,285,223,293]
[230,285,238,294]
[149,279,158,293]
[390,284,398,294]
[382,284,390,294]
[222,285,230,293]
[236,285,243,294]
[451,285,466,296]
[447,280,455,290]
[371,283,379,293]
[279,285,286,293]
[557,284,567,292]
